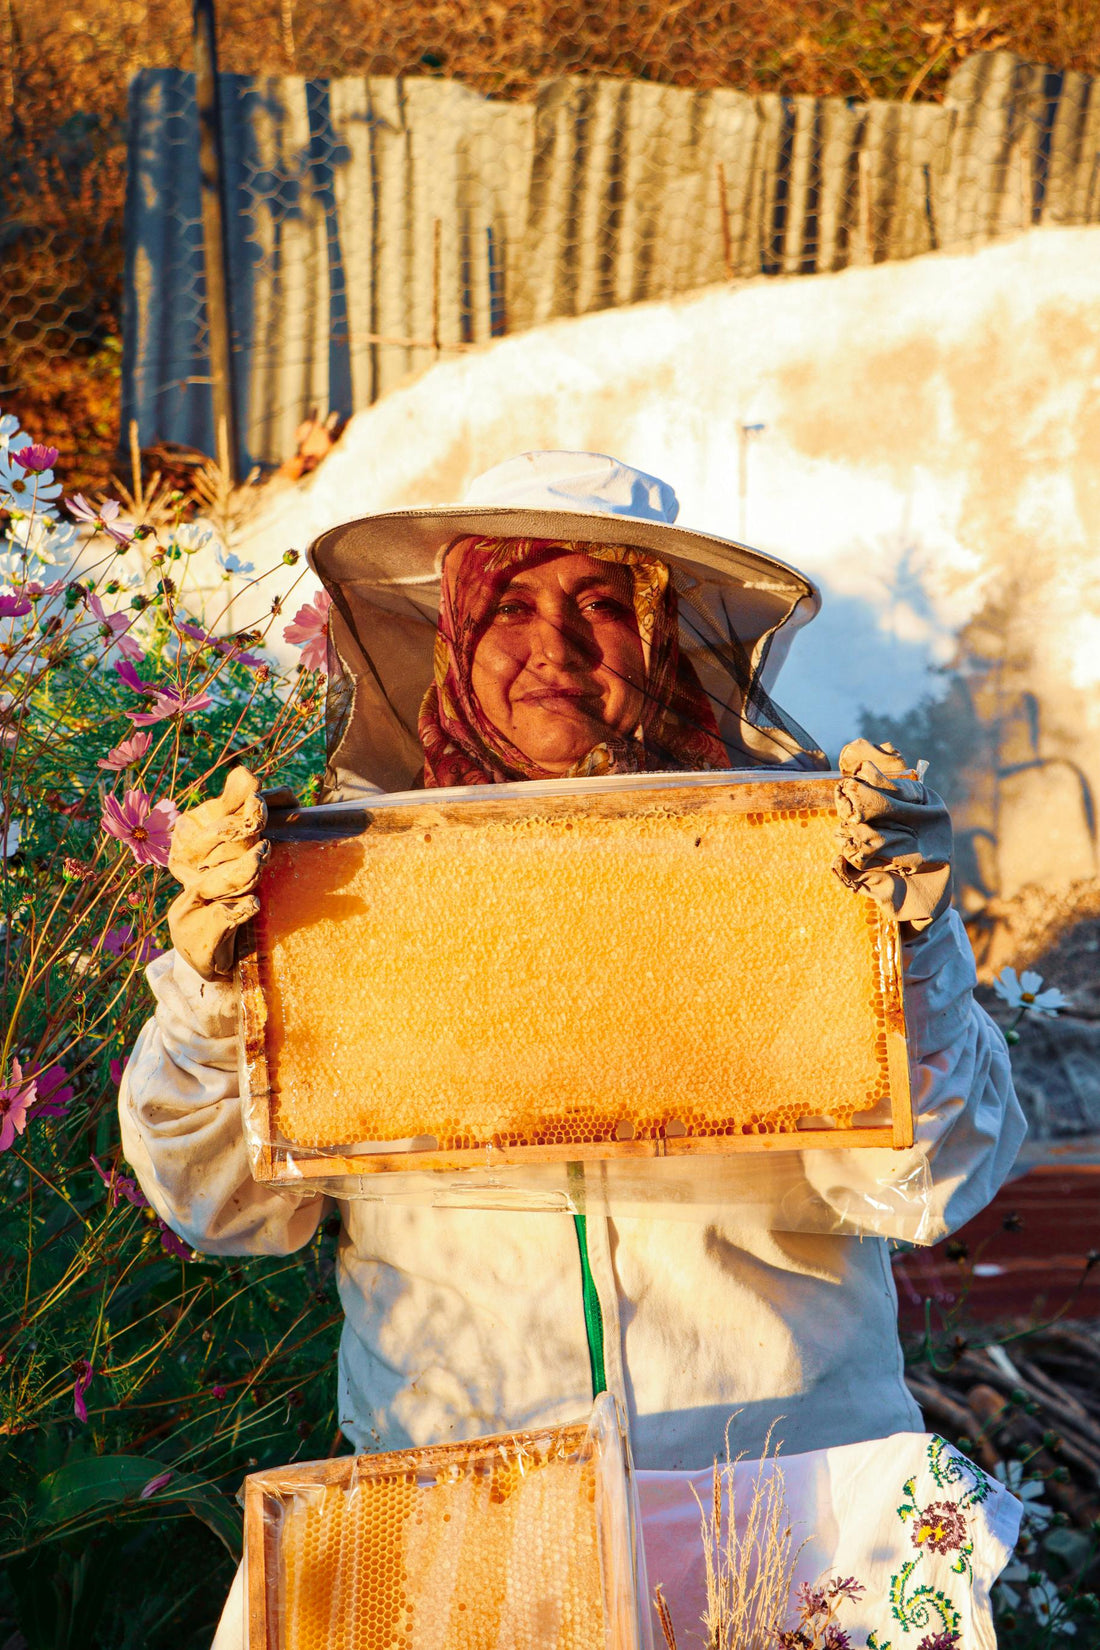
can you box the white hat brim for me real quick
[308,503,820,670]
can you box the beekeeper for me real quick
[119,452,1024,1634]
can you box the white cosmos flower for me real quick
[171,520,220,556]
[995,1558,1029,1612]
[993,967,1072,1017]
[0,414,28,452]
[1029,1576,1077,1635]
[8,513,79,567]
[0,450,63,512]
[993,1461,1054,1532]
[215,545,255,576]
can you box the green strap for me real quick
[568,1165,607,1396]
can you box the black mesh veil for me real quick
[309,506,828,799]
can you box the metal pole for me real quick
[737,422,765,541]
[193,0,239,483]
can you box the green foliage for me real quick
[0,419,341,1648]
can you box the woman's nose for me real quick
[530,611,589,668]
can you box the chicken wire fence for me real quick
[5,0,1100,471]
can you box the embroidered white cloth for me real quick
[639,1431,1021,1650]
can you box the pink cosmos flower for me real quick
[73,1358,94,1423]
[91,1152,148,1209]
[0,593,31,619]
[140,1469,174,1499]
[0,1059,36,1151]
[12,444,60,472]
[223,643,264,668]
[97,730,152,772]
[103,924,165,963]
[114,658,155,695]
[178,619,263,669]
[101,788,180,868]
[66,493,134,547]
[0,693,19,749]
[29,1064,74,1120]
[160,1223,191,1260]
[114,629,143,663]
[86,592,144,662]
[109,1055,128,1086]
[283,590,332,672]
[128,684,213,727]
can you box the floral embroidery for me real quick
[911,1502,968,1558]
[880,1436,987,1637]
[927,1433,991,1509]
[888,1559,963,1637]
[783,1437,1001,1648]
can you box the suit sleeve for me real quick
[119,949,330,1255]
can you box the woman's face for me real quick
[470,552,646,773]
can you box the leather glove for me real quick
[167,767,270,981]
[832,738,953,932]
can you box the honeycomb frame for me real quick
[244,1409,643,1650]
[238,771,912,1184]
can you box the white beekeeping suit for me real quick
[118,452,1025,1645]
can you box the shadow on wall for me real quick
[777,568,1099,975]
[778,579,959,769]
[852,592,1098,975]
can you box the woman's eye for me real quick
[582,597,628,618]
[493,600,530,620]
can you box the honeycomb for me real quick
[250,780,905,1158]
[250,1426,612,1650]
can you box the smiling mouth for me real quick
[518,688,600,706]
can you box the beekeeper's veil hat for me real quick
[308,450,826,797]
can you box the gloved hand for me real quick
[167,767,270,981]
[832,738,953,932]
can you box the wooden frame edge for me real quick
[255,1124,902,1183]
[244,1475,269,1650]
[237,923,276,1180]
[881,917,914,1150]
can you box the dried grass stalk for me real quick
[695,1421,802,1650]
[654,1583,678,1650]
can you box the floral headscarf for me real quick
[418,536,728,787]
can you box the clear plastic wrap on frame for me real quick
[243,1393,652,1650]
[238,770,937,1242]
